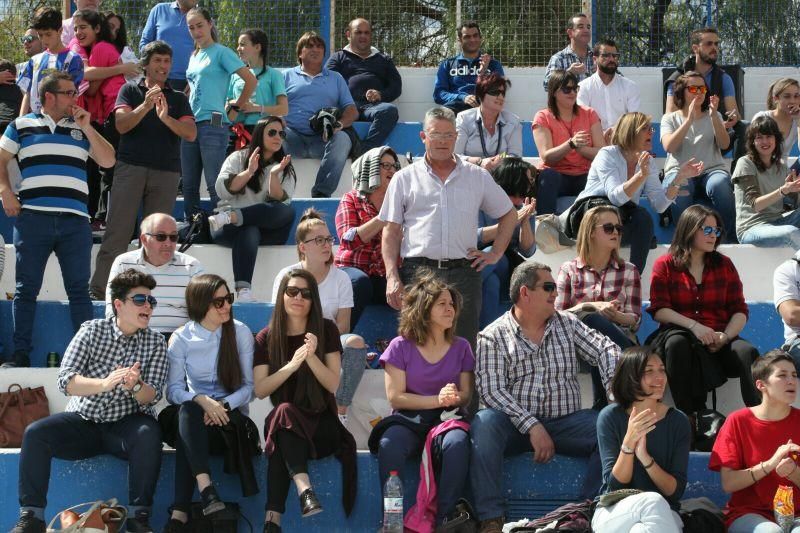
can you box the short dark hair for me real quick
[475,73,510,104]
[611,346,658,409]
[0,60,16,76]
[458,21,481,38]
[752,349,796,384]
[546,69,580,118]
[567,13,589,30]
[746,115,784,172]
[592,38,617,58]
[140,40,173,67]
[39,71,73,101]
[671,71,710,112]
[295,31,326,64]
[32,7,62,31]
[691,27,719,46]
[108,269,156,315]
[491,157,535,198]
[510,261,551,304]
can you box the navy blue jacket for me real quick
[326,47,402,108]
[433,53,504,106]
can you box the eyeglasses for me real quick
[145,232,179,242]
[127,294,158,308]
[701,225,722,237]
[531,281,557,293]
[425,132,457,141]
[21,35,38,44]
[53,90,78,97]
[285,286,312,299]
[685,85,708,95]
[303,235,334,246]
[486,89,506,97]
[560,85,579,94]
[266,129,286,139]
[596,223,624,235]
[211,293,234,309]
[598,52,621,60]
[379,161,401,171]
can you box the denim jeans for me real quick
[13,211,93,355]
[739,208,800,248]
[591,492,682,533]
[378,424,470,525]
[340,266,388,330]
[181,121,229,219]
[283,127,352,197]
[19,412,162,513]
[335,333,367,408]
[536,169,588,215]
[213,202,295,288]
[469,408,602,520]
[359,103,399,152]
[663,168,737,243]
[784,337,800,372]
[581,312,636,411]
[480,252,510,329]
[728,513,800,533]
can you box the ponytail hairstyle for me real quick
[240,28,269,79]
[186,7,218,53]
[294,208,333,265]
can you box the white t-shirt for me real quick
[271,262,354,321]
[774,253,800,344]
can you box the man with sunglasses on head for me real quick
[0,71,114,369]
[577,38,640,140]
[543,13,593,91]
[469,261,621,533]
[11,268,167,533]
[90,40,196,300]
[103,213,203,338]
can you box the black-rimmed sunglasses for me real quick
[560,85,579,94]
[596,223,624,235]
[486,89,506,97]
[534,282,557,293]
[145,232,179,242]
[285,286,313,299]
[211,293,235,308]
[266,129,286,139]
[127,294,158,308]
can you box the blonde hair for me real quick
[294,208,332,265]
[767,77,800,110]
[611,112,651,152]
[397,270,461,345]
[575,206,622,266]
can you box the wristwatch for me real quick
[620,444,635,455]
[131,380,143,394]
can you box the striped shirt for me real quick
[105,248,204,333]
[0,112,91,217]
[476,309,620,433]
[17,49,84,113]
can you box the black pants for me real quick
[662,332,760,413]
[87,116,119,221]
[266,413,339,513]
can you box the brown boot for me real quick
[479,516,504,533]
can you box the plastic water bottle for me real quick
[382,470,403,532]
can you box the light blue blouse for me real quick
[167,319,254,414]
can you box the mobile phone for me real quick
[210,111,223,128]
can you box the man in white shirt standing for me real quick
[577,38,640,141]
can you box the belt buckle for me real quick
[437,259,445,269]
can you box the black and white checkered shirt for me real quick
[543,45,594,90]
[476,310,620,434]
[57,317,168,423]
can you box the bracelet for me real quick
[780,186,787,197]
[688,320,697,331]
[749,468,758,484]
[761,462,769,476]
[642,457,656,469]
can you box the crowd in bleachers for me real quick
[4,3,800,533]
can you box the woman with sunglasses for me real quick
[272,209,367,426]
[161,274,256,532]
[368,270,474,528]
[334,147,399,329]
[661,71,737,243]
[532,69,605,215]
[646,205,760,429]
[592,346,690,533]
[208,116,296,303]
[732,115,800,248]
[563,112,703,272]
[455,73,522,171]
[254,269,356,531]
[555,205,641,410]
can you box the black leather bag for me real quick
[563,196,637,239]
[437,498,479,532]
[694,390,726,452]
[189,502,251,533]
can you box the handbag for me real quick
[694,390,726,452]
[46,499,127,532]
[534,214,573,254]
[0,383,50,447]
[436,498,479,532]
[189,501,252,533]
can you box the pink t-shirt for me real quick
[533,105,599,175]
[84,41,125,123]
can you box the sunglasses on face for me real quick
[596,223,624,235]
[686,85,708,95]
[486,89,506,97]
[303,235,334,246]
[285,286,312,299]
[379,161,401,171]
[702,225,722,237]
[533,281,557,293]
[560,85,579,95]
[211,293,235,309]
[266,128,286,139]
[145,232,179,242]
[21,35,38,44]
[127,294,158,308]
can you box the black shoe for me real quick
[1,351,30,368]
[200,485,225,516]
[298,488,322,517]
[263,522,282,533]
[125,510,153,533]
[161,518,187,533]
[9,511,45,533]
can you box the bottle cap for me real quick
[389,470,398,475]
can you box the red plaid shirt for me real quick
[555,257,642,321]
[647,253,749,332]
[334,190,386,277]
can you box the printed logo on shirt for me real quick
[70,129,84,141]
[449,65,495,77]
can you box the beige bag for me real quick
[46,499,126,533]
[534,213,573,253]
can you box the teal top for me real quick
[185,43,245,123]
[228,66,286,126]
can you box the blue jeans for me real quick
[739,208,800,248]
[581,312,636,411]
[340,266,387,329]
[283,127,351,197]
[378,424,470,524]
[181,121,229,219]
[13,211,92,355]
[336,333,367,408]
[359,103,399,152]
[480,252,510,329]
[663,168,737,243]
[469,408,602,520]
[783,337,800,372]
[536,169,588,215]
[213,202,295,289]
[728,513,800,532]
[19,412,162,513]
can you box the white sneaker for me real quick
[236,288,257,303]
[208,211,231,232]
